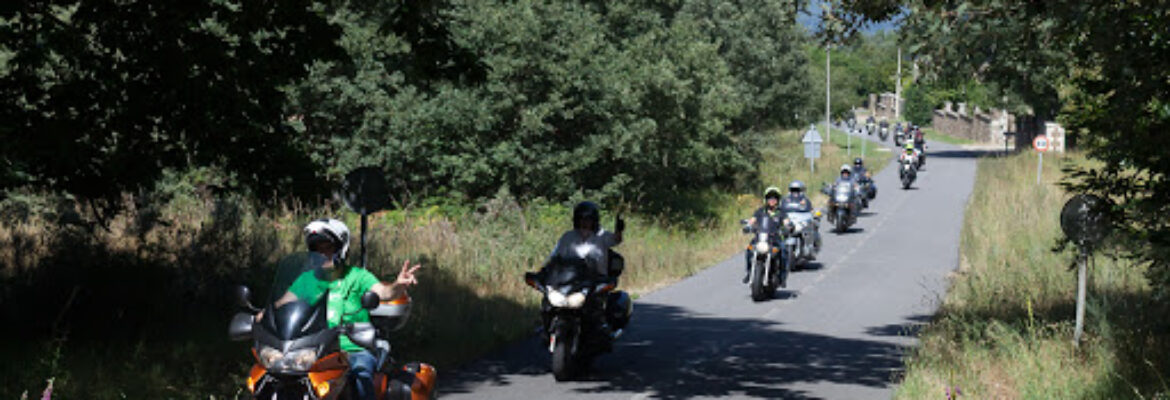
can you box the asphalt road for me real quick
[442,130,981,399]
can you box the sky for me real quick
[797,0,904,36]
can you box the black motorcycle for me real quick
[741,215,788,301]
[229,252,437,399]
[823,182,859,234]
[878,121,890,141]
[525,252,632,381]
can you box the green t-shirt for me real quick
[287,265,380,352]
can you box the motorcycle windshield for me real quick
[262,252,332,340]
[781,200,811,213]
[835,185,853,197]
[542,256,591,290]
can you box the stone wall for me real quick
[931,101,1014,146]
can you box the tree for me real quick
[0,0,344,220]
[903,0,1170,297]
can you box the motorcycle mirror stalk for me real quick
[236,285,261,314]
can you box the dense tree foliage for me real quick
[290,0,813,209]
[2,0,818,215]
[0,1,344,220]
[902,0,1170,296]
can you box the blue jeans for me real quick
[348,350,377,400]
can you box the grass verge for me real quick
[894,151,1170,399]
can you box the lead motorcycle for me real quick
[781,199,822,270]
[900,155,918,189]
[823,182,860,234]
[525,249,632,381]
[228,252,437,399]
[740,215,788,301]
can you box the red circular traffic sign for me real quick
[1033,135,1051,152]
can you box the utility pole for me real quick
[895,46,902,121]
[825,44,831,144]
[824,0,832,144]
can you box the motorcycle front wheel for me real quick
[750,260,768,301]
[551,336,577,381]
[835,210,848,234]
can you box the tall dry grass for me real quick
[895,151,1169,399]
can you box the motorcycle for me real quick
[524,250,632,381]
[740,215,788,301]
[822,182,859,234]
[878,121,890,141]
[781,200,822,270]
[900,157,918,189]
[894,128,906,147]
[228,252,437,399]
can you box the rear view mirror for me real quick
[360,291,381,310]
[236,285,260,314]
[228,312,254,341]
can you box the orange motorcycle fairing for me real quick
[246,363,266,393]
[409,363,438,400]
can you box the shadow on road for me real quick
[865,314,933,338]
[444,303,905,399]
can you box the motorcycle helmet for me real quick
[572,201,601,230]
[764,186,783,201]
[853,157,864,167]
[304,218,351,261]
[840,164,852,177]
[788,180,805,194]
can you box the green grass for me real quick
[894,152,1170,399]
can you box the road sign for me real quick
[802,126,823,173]
[1033,135,1051,152]
[1060,194,1111,248]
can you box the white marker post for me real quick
[1033,135,1050,184]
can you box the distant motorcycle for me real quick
[900,157,918,189]
[822,183,860,234]
[894,128,907,147]
[878,121,890,141]
[781,200,822,270]
[525,251,632,381]
[741,216,788,301]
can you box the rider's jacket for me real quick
[852,166,870,181]
[549,228,621,277]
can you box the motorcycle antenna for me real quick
[342,167,390,269]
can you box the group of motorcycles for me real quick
[223,125,924,393]
[844,117,927,190]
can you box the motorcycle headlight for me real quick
[835,193,849,202]
[755,241,769,253]
[259,346,318,372]
[566,292,587,309]
[547,288,567,307]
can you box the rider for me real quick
[548,201,624,277]
[852,158,876,204]
[742,187,784,284]
[901,142,919,165]
[912,126,927,165]
[265,218,422,400]
[781,181,812,213]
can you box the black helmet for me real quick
[572,201,601,229]
[853,157,864,166]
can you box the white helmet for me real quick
[840,164,852,174]
[303,218,351,261]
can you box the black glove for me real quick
[615,215,625,233]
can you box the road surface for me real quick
[443,131,981,399]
